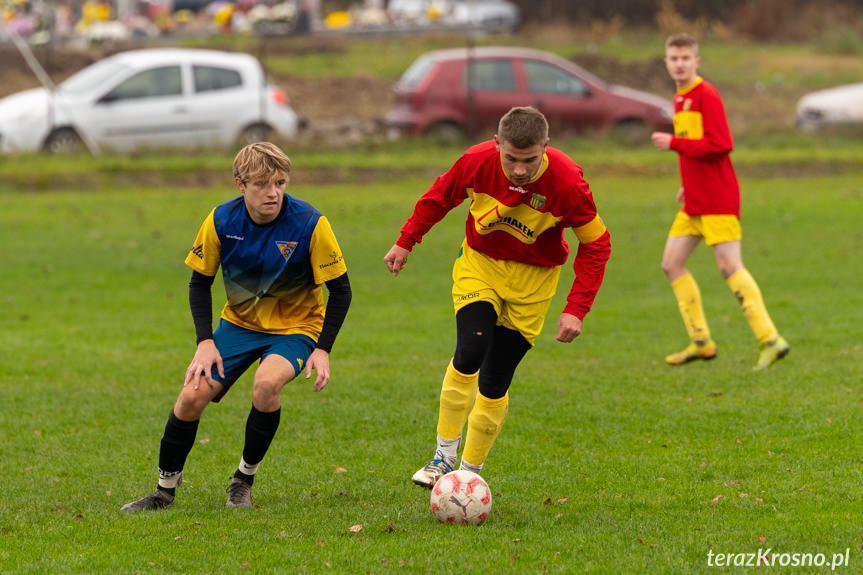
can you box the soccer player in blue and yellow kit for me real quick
[122,142,351,511]
[650,33,789,370]
[384,107,611,487]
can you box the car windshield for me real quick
[60,59,132,95]
[400,56,436,88]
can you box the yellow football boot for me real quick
[665,339,717,365]
[753,336,790,371]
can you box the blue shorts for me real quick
[207,319,316,402]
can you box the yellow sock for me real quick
[726,269,778,344]
[462,392,509,467]
[670,273,711,343]
[436,360,478,441]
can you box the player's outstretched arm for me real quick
[384,244,410,277]
[184,339,224,390]
[556,312,583,343]
[651,131,673,150]
[305,348,330,391]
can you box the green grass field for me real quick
[0,141,860,573]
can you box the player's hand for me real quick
[305,348,330,392]
[650,131,672,150]
[556,313,583,343]
[384,244,410,277]
[676,186,685,203]
[184,339,224,390]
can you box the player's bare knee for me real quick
[175,390,208,420]
[252,376,283,405]
[661,259,681,279]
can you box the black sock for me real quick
[240,405,281,480]
[233,469,255,486]
[158,410,199,489]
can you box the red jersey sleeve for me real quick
[564,226,610,320]
[396,157,469,251]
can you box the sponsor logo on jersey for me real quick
[276,241,298,262]
[477,205,535,239]
[509,185,528,194]
[191,244,204,259]
[683,98,692,111]
[226,234,244,241]
[319,250,344,269]
[529,194,546,210]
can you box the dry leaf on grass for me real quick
[349,524,363,533]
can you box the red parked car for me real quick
[387,46,673,141]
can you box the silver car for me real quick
[796,82,863,132]
[0,48,301,154]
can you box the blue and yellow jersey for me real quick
[184,195,347,339]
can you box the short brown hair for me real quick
[497,106,548,148]
[233,142,292,183]
[666,32,699,55]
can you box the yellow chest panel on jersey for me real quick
[467,189,562,244]
[674,110,703,140]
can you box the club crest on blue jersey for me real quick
[276,241,298,262]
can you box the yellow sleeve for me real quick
[184,208,221,276]
[309,216,347,284]
[573,214,607,244]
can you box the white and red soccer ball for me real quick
[430,470,492,526]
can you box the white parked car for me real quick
[450,0,520,32]
[796,82,863,132]
[0,48,302,154]
[388,0,520,32]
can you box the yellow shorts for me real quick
[452,241,561,345]
[668,211,741,246]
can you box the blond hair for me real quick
[666,32,699,55]
[497,107,548,149]
[233,142,292,183]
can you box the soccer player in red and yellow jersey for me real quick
[121,143,351,512]
[650,33,789,370]
[384,107,611,487]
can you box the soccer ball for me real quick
[430,470,492,526]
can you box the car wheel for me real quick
[240,123,274,145]
[424,122,465,144]
[610,119,651,145]
[43,128,86,154]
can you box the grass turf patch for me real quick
[0,169,860,573]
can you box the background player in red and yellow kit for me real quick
[384,107,611,487]
[122,142,351,512]
[650,33,789,370]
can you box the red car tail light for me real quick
[270,87,288,107]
